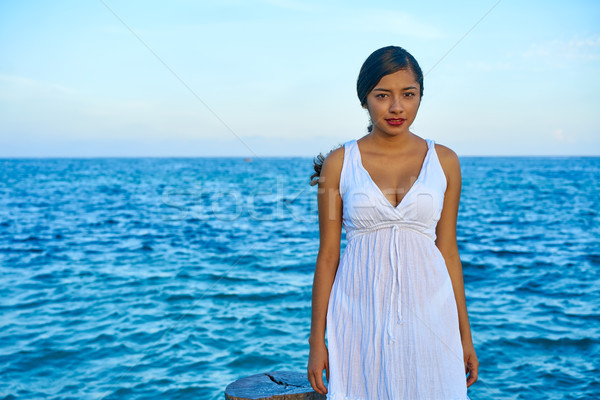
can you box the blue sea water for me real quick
[0,155,599,400]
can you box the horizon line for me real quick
[1,154,599,159]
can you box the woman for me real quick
[307,46,478,399]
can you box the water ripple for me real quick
[0,156,598,399]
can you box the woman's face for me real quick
[364,69,421,137]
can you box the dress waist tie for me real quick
[387,225,404,344]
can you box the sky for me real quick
[0,0,599,157]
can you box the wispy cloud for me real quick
[0,73,219,140]
[260,0,322,12]
[523,34,600,60]
[103,7,442,40]
[553,128,576,143]
[337,10,443,38]
[0,74,77,98]
[463,61,513,71]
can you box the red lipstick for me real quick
[385,118,405,126]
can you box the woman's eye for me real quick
[375,93,388,98]
[404,92,415,97]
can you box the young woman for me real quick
[307,46,478,399]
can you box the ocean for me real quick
[0,156,598,400]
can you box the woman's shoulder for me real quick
[433,142,459,162]
[321,145,345,176]
[433,141,461,180]
[310,143,346,187]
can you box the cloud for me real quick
[554,128,565,141]
[0,74,76,98]
[553,128,576,143]
[523,34,600,61]
[0,73,225,141]
[339,10,443,38]
[260,0,322,12]
[463,61,514,71]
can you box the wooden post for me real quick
[225,371,327,400]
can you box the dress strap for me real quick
[339,139,358,197]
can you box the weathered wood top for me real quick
[224,371,327,400]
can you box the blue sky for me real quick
[0,0,598,157]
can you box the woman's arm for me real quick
[435,144,479,388]
[307,147,344,395]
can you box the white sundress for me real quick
[326,138,470,400]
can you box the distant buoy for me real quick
[244,157,253,162]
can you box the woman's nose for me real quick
[389,97,404,113]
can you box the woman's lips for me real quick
[385,118,406,126]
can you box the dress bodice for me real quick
[339,138,448,242]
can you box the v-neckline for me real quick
[355,139,432,210]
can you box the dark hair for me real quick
[309,145,342,186]
[357,45,424,107]
[311,46,423,185]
